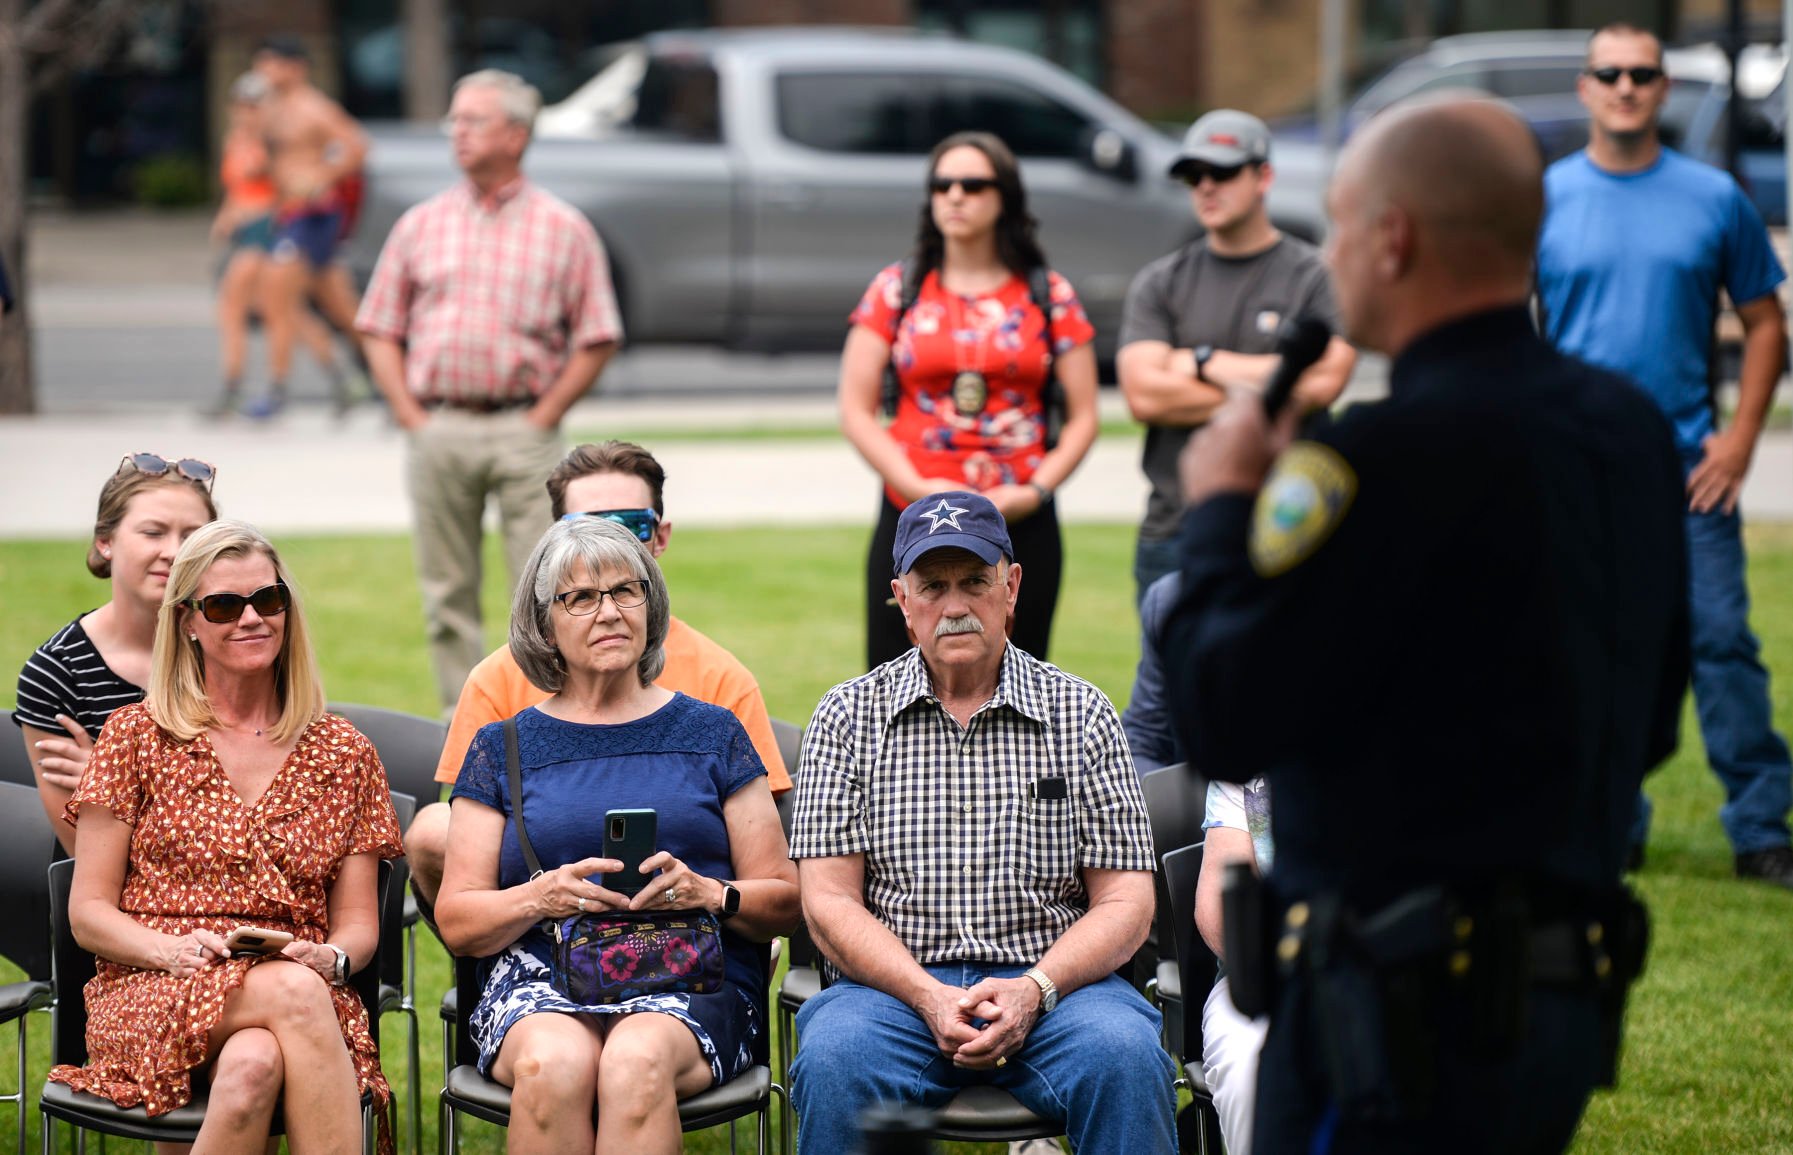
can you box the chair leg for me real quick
[14,1014,26,1155]
[777,1009,795,1155]
[767,1082,786,1155]
[402,1003,421,1155]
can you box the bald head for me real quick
[1339,97,1543,281]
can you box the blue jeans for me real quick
[1134,535,1181,608]
[1634,489,1793,854]
[790,963,1176,1154]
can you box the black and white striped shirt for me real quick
[13,615,143,739]
[790,644,1156,969]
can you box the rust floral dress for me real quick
[47,703,403,1130]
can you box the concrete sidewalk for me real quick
[3,396,1791,539]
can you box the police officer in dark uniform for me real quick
[1159,98,1690,1154]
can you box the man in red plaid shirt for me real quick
[358,69,622,712]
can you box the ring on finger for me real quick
[576,896,587,913]
[666,886,681,905]
[995,1056,1008,1068]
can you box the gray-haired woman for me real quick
[436,517,797,1155]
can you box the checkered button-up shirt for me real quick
[355,177,622,404]
[791,645,1156,969]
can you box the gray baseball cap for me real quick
[1169,109,1272,176]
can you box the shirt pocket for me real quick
[1009,787,1076,885]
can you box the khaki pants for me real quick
[405,409,563,711]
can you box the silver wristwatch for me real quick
[1024,967,1059,1015]
[327,944,350,986]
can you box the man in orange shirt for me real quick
[404,440,791,907]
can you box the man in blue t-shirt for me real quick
[1537,21,1793,889]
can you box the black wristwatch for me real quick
[1193,345,1215,383]
[719,882,742,921]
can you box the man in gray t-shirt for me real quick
[1118,109,1354,598]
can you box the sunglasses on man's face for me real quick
[1180,163,1248,187]
[186,582,290,624]
[561,507,662,543]
[119,452,217,493]
[929,176,998,196]
[1586,66,1663,86]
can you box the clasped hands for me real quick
[530,852,714,919]
[917,976,1043,1070]
[157,929,338,982]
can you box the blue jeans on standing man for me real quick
[789,962,1176,1154]
[1634,469,1793,855]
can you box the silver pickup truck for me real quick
[344,27,1331,358]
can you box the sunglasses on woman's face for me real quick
[186,582,290,624]
[561,507,661,543]
[119,452,217,493]
[930,176,998,196]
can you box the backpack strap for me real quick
[881,257,924,420]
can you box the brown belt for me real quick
[419,395,533,414]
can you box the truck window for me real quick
[777,72,927,153]
[632,57,722,142]
[927,77,1094,158]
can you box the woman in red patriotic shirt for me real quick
[839,131,1100,669]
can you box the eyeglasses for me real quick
[119,453,217,493]
[439,113,503,133]
[560,507,662,543]
[554,580,651,616]
[186,582,290,624]
[1586,66,1663,86]
[1179,163,1248,187]
[929,176,998,196]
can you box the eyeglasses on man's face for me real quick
[1585,66,1663,86]
[561,507,661,543]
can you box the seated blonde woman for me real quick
[51,519,403,1153]
[438,517,799,1154]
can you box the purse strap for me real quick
[502,717,547,879]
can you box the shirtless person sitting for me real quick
[248,36,370,420]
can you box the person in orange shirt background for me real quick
[403,440,791,912]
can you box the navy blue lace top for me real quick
[453,693,770,1005]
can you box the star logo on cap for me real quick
[918,498,969,534]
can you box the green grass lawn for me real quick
[3,522,1792,1153]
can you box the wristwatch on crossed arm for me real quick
[1024,966,1059,1014]
[327,944,350,986]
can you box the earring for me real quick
[188,634,198,642]
[100,547,111,558]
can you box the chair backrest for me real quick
[1,711,42,788]
[769,747,817,970]
[0,781,57,981]
[769,718,802,779]
[329,703,448,810]
[49,858,390,1066]
[1161,842,1216,1064]
[1140,762,1207,961]
[382,792,418,989]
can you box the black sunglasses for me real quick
[119,452,217,493]
[186,582,290,624]
[1180,163,1248,187]
[1586,66,1663,86]
[930,176,998,195]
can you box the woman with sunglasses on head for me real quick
[839,131,1100,670]
[14,454,218,857]
[50,519,403,1153]
[436,516,797,1155]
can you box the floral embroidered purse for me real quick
[502,718,725,1005]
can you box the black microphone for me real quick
[1259,316,1333,419]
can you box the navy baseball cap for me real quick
[893,491,1015,575]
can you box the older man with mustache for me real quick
[787,491,1173,1154]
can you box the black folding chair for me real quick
[40,858,390,1152]
[0,712,41,789]
[1140,761,1209,1055]
[0,782,55,1154]
[438,952,783,1153]
[1162,841,1223,1153]
[333,701,448,1155]
[383,791,422,1155]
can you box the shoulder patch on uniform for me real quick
[1249,441,1357,577]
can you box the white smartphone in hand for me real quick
[222,926,294,957]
